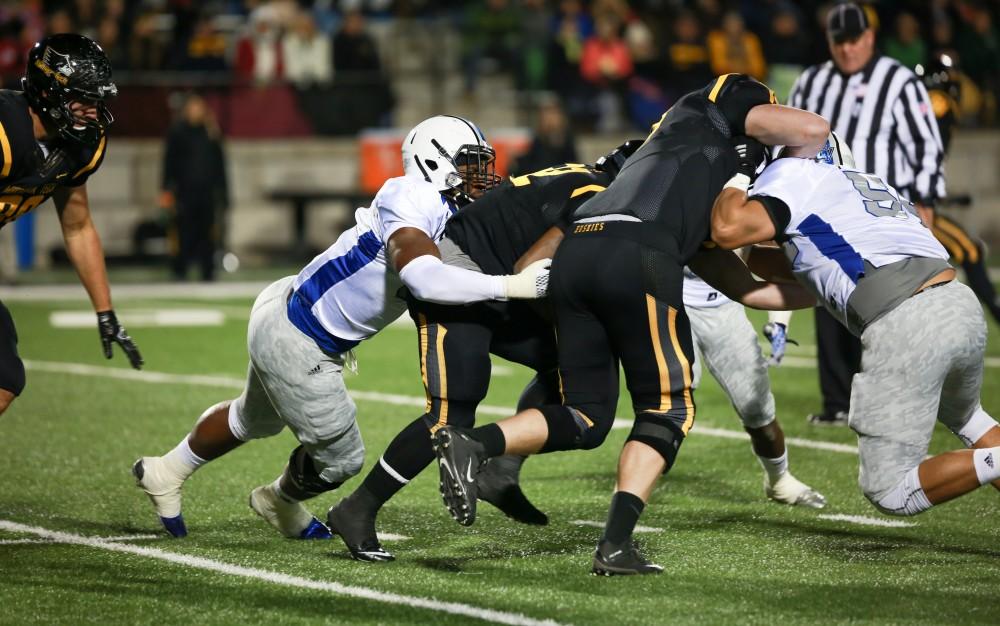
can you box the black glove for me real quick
[97,310,144,369]
[731,135,767,181]
[594,138,644,179]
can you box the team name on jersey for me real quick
[574,222,605,233]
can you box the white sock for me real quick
[757,449,789,484]
[159,438,208,482]
[973,447,1000,485]
[271,477,299,504]
[768,310,792,328]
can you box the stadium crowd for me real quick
[0,0,998,134]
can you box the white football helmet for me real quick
[401,115,500,200]
[816,131,856,168]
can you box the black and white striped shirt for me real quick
[788,54,945,204]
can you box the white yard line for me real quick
[610,418,859,455]
[376,532,411,542]
[0,520,565,626]
[24,360,861,455]
[0,533,162,545]
[571,520,662,533]
[817,514,916,528]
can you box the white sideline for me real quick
[0,520,565,626]
[23,360,862,455]
[571,520,663,533]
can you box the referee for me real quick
[787,2,945,425]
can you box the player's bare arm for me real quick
[689,245,814,311]
[55,184,143,369]
[388,226,549,302]
[747,244,797,283]
[710,188,777,249]
[745,104,830,155]
[514,226,564,273]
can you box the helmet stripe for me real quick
[444,115,485,147]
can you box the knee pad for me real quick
[538,405,610,452]
[952,406,998,447]
[516,370,562,412]
[627,413,686,470]
[227,395,284,441]
[868,466,932,517]
[279,445,344,501]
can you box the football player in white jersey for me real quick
[132,116,552,539]
[711,134,1000,516]
[682,269,826,508]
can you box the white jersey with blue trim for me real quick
[286,175,457,353]
[750,158,947,323]
[683,267,732,309]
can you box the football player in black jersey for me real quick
[325,143,640,561]
[432,74,828,574]
[0,34,141,416]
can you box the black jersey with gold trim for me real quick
[445,163,612,276]
[572,73,775,262]
[0,89,107,226]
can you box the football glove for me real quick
[503,259,551,299]
[97,310,144,369]
[731,135,767,181]
[762,321,798,367]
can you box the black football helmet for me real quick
[21,34,117,146]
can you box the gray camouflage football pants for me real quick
[688,300,775,429]
[227,276,365,484]
[851,280,988,502]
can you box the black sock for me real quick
[470,422,506,457]
[355,416,436,508]
[601,491,645,546]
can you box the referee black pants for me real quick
[545,222,695,462]
[815,305,861,416]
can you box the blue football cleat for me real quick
[159,514,188,538]
[299,517,333,540]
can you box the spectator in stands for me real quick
[461,0,520,97]
[548,0,595,125]
[885,11,927,69]
[181,13,228,72]
[955,1,1000,123]
[127,10,164,71]
[162,94,229,283]
[513,97,579,175]
[707,10,766,81]
[761,3,809,100]
[0,18,27,89]
[665,9,712,97]
[47,9,75,35]
[626,18,670,130]
[517,0,552,92]
[333,9,382,73]
[96,14,128,71]
[235,5,284,84]
[283,10,332,87]
[580,14,633,132]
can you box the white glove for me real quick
[502,259,552,299]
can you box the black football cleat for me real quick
[477,455,548,525]
[326,500,394,562]
[591,539,664,576]
[432,426,484,526]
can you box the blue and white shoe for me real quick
[249,485,331,539]
[132,457,188,538]
[762,322,798,367]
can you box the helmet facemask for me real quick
[438,141,501,201]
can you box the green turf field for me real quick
[1,290,999,625]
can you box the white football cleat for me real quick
[132,457,188,537]
[765,472,827,509]
[249,485,331,540]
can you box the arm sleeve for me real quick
[891,78,946,204]
[398,254,507,304]
[706,73,776,136]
